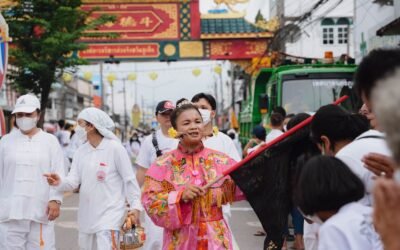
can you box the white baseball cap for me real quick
[12,94,41,114]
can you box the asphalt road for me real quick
[54,193,266,250]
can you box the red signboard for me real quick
[93,95,102,108]
[78,43,160,59]
[209,40,268,60]
[81,4,179,41]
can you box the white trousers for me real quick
[79,230,120,250]
[0,220,55,250]
[142,212,163,250]
[222,204,240,250]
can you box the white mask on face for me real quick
[16,117,38,131]
[199,109,211,124]
[74,125,88,142]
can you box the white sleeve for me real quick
[225,136,241,161]
[58,152,81,192]
[336,154,367,187]
[49,138,66,202]
[115,144,143,211]
[318,225,351,250]
[135,135,153,169]
[0,139,4,181]
[61,131,70,145]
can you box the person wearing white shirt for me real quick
[191,93,241,250]
[44,107,142,250]
[135,100,178,250]
[308,104,371,250]
[227,129,242,157]
[243,125,266,157]
[0,94,65,250]
[351,48,400,250]
[55,120,71,174]
[266,113,284,143]
[296,156,383,250]
[335,129,391,206]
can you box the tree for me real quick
[3,0,116,125]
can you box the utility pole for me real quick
[141,95,145,125]
[219,69,224,114]
[231,64,236,110]
[347,23,350,57]
[277,0,286,52]
[99,62,105,110]
[134,64,138,105]
[213,75,219,111]
[122,78,128,139]
[110,82,115,121]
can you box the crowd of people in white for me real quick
[1,48,400,250]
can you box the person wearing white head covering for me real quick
[44,107,142,250]
[0,94,65,250]
[76,107,120,141]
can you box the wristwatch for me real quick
[50,200,62,205]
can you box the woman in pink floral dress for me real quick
[141,103,245,250]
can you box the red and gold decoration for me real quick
[78,43,160,60]
[78,0,273,64]
[209,40,268,60]
[81,3,179,41]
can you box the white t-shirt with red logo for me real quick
[57,138,142,233]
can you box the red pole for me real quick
[203,95,349,189]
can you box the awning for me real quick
[377,17,400,36]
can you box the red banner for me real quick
[209,40,268,60]
[93,95,102,108]
[81,4,179,41]
[78,43,160,59]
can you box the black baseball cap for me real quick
[155,100,175,115]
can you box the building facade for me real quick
[46,76,94,121]
[354,0,400,62]
[270,0,355,59]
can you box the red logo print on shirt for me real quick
[97,170,106,181]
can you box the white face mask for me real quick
[16,117,38,132]
[75,125,88,142]
[199,109,212,124]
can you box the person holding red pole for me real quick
[141,103,245,250]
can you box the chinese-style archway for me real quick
[79,0,275,63]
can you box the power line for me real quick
[244,0,335,73]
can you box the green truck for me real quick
[239,63,361,144]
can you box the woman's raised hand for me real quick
[43,173,61,186]
[182,184,205,202]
